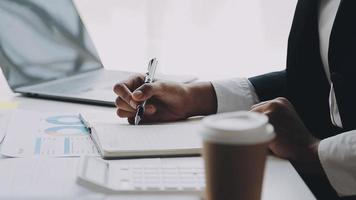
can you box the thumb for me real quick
[132,83,161,101]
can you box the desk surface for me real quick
[0,1,310,197]
[0,74,316,200]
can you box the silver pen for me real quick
[134,58,158,125]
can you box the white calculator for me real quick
[77,156,206,194]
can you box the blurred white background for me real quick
[75,0,297,80]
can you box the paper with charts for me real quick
[1,110,99,157]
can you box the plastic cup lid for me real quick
[201,111,275,144]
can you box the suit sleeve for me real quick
[248,70,287,101]
[210,70,286,113]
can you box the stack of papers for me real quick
[1,110,98,157]
[0,101,18,143]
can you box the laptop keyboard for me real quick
[40,78,94,94]
[17,70,196,98]
[23,70,128,94]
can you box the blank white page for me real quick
[81,112,203,157]
[96,120,202,151]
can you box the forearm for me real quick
[185,82,217,117]
[293,140,325,174]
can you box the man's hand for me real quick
[251,97,320,165]
[113,75,217,124]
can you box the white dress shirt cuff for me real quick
[211,78,259,113]
[318,130,356,197]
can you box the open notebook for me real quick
[79,112,203,158]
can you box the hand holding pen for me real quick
[134,58,158,125]
[113,58,217,125]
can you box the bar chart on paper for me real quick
[1,110,99,157]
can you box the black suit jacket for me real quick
[249,1,356,198]
[249,0,356,139]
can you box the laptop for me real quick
[0,0,196,106]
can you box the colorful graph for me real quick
[34,136,97,156]
[44,126,89,136]
[46,115,82,125]
[44,115,88,136]
[1,110,98,157]
[35,114,96,155]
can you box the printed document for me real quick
[1,110,99,157]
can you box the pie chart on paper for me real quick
[46,115,82,125]
[44,126,89,136]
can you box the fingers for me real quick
[113,83,135,108]
[117,104,157,119]
[114,75,163,123]
[251,97,291,113]
[113,75,144,95]
[115,97,135,112]
[250,100,269,109]
[251,101,270,113]
[132,83,162,102]
[113,75,145,108]
[117,109,135,118]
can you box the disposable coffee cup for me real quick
[200,111,275,200]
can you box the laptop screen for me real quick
[0,0,102,89]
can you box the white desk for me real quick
[0,74,315,200]
[0,1,313,198]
